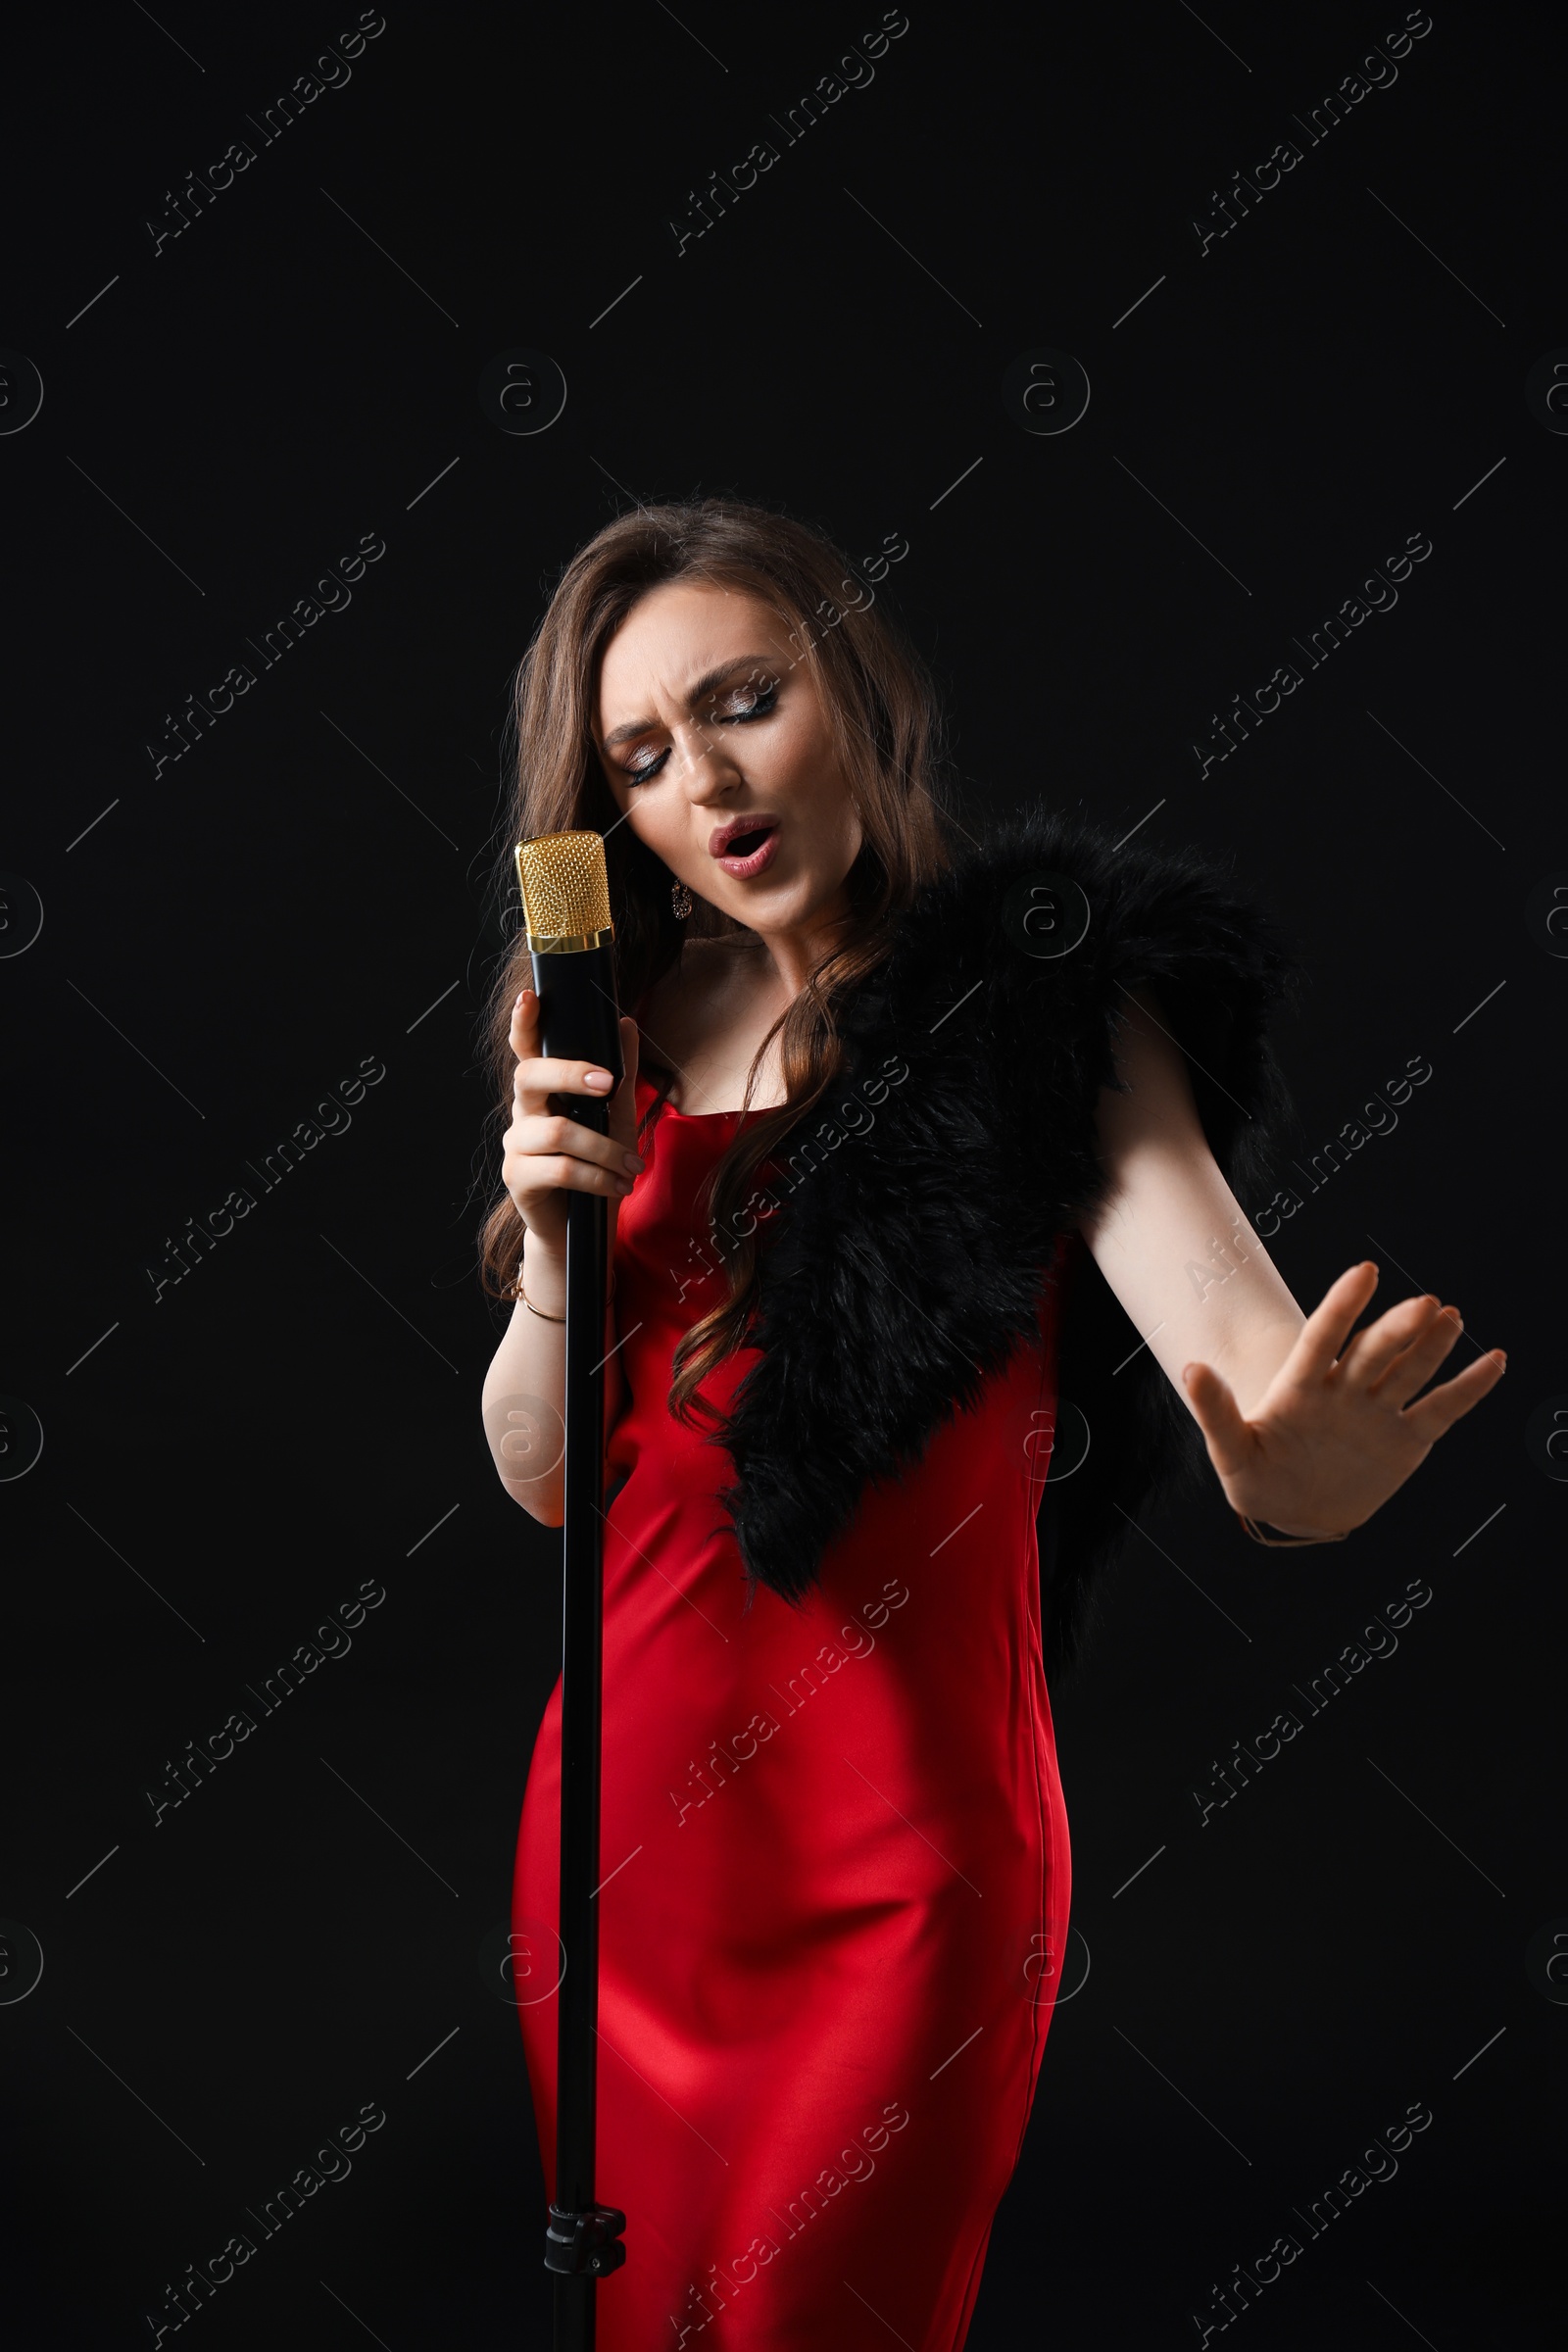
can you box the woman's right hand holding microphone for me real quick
[503,987,644,1277]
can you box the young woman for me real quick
[478,500,1502,2349]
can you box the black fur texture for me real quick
[702,801,1301,1687]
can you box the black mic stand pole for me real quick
[515,833,628,2349]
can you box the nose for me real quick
[671,712,744,802]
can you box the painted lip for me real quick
[708,814,782,875]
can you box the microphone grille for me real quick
[514,829,613,942]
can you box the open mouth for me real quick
[710,818,782,875]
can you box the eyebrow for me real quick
[600,655,782,751]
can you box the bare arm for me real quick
[480,1221,630,1529]
[1076,988,1505,1538]
[1076,989,1307,1420]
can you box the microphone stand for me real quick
[547,1165,626,2346]
[516,835,628,2348]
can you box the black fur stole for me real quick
[707,800,1300,1687]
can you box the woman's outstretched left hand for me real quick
[1180,1260,1506,1539]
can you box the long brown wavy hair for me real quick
[477,496,957,1421]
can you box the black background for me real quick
[3,1,1562,2344]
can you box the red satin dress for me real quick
[513,1071,1073,2349]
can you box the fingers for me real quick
[1181,1360,1256,1479]
[1338,1290,1446,1387]
[514,1106,641,1193]
[1287,1260,1381,1383]
[1363,1302,1464,1408]
[510,987,620,1107]
[506,1135,635,1205]
[612,1012,640,1102]
[1397,1347,1506,1444]
[504,993,645,1218]
[513,1149,636,1201]
[608,1015,643,1150]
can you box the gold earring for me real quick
[671,876,693,919]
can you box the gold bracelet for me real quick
[1235,1510,1348,1547]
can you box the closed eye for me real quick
[712,679,779,724]
[621,679,780,785]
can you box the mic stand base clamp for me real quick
[545,2201,627,2278]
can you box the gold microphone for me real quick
[515,828,614,954]
[514,828,624,1098]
